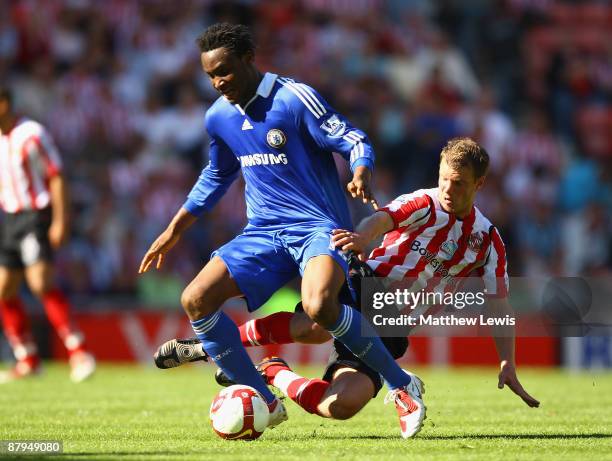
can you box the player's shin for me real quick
[42,289,87,355]
[327,304,410,390]
[190,312,277,404]
[0,298,40,379]
[260,358,329,415]
[239,311,294,347]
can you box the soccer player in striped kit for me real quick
[0,86,95,383]
[139,23,426,437]
[157,138,539,430]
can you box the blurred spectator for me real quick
[458,86,515,173]
[0,0,609,308]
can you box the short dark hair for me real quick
[0,85,12,107]
[440,137,489,179]
[196,23,255,57]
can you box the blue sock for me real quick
[328,304,411,390]
[191,311,276,404]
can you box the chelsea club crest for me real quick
[266,129,286,148]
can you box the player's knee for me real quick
[180,285,217,319]
[0,288,15,301]
[302,293,338,328]
[29,282,50,299]
[0,274,21,300]
[0,283,15,300]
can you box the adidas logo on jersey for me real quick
[242,119,253,130]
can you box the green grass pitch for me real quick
[0,363,611,460]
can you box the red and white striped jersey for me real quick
[0,117,63,213]
[366,188,509,298]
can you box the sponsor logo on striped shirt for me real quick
[441,240,458,258]
[410,239,456,284]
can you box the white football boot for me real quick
[384,370,426,438]
[69,351,96,383]
[266,398,288,428]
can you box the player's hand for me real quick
[347,166,377,208]
[331,229,368,260]
[48,221,68,249]
[498,361,540,408]
[139,229,180,274]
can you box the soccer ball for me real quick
[209,385,270,440]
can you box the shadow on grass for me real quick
[293,432,612,441]
[423,433,612,441]
[54,451,191,459]
[43,433,612,457]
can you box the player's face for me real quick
[201,47,255,105]
[437,159,485,218]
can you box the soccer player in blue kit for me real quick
[139,23,425,437]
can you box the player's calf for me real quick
[318,368,374,420]
[290,313,331,344]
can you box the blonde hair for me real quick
[440,137,489,179]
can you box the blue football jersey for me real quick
[183,72,375,230]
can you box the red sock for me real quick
[0,298,38,361]
[239,312,294,347]
[271,368,330,415]
[42,289,86,355]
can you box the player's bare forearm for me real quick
[486,297,516,365]
[487,297,540,407]
[49,174,69,228]
[355,211,394,243]
[48,174,69,248]
[139,207,198,273]
[167,207,198,237]
[332,211,393,257]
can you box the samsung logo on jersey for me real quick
[240,153,288,167]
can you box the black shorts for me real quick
[298,255,409,398]
[0,208,53,269]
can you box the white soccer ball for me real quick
[209,385,270,440]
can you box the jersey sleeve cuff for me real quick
[47,165,62,177]
[350,157,374,173]
[182,199,204,217]
[377,208,399,230]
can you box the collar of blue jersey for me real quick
[234,72,278,115]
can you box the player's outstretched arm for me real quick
[332,210,393,259]
[139,207,197,273]
[487,297,540,408]
[286,81,376,204]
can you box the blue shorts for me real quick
[212,225,350,312]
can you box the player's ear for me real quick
[475,175,486,191]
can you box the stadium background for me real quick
[0,0,611,369]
